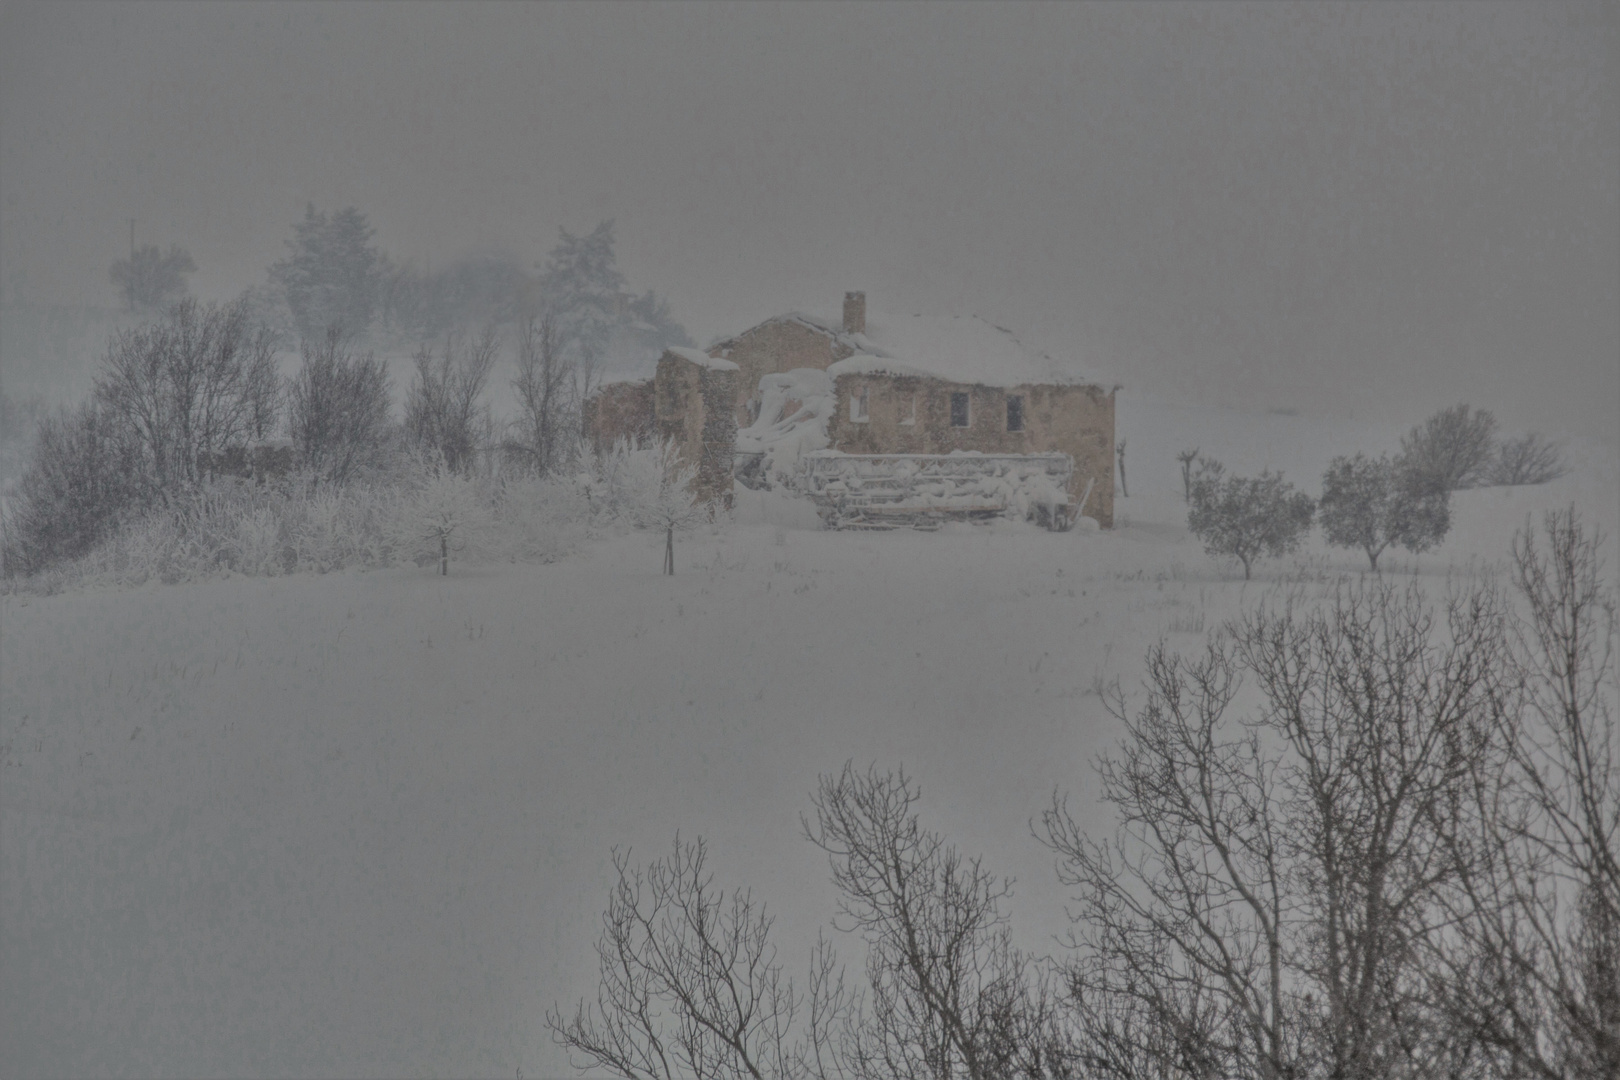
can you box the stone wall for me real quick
[707,318,854,424]
[654,351,738,504]
[583,378,656,454]
[824,375,1116,526]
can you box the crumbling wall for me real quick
[825,375,1116,526]
[583,378,656,454]
[707,318,854,423]
[654,350,738,504]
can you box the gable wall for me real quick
[708,319,855,423]
[825,374,1115,526]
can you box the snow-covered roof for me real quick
[665,345,739,372]
[715,308,1109,388]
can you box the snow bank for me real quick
[735,368,836,483]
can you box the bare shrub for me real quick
[3,401,142,575]
[1487,432,1568,487]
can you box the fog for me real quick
[4,2,1614,441]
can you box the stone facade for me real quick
[707,317,854,423]
[654,350,739,504]
[583,378,656,454]
[823,374,1116,527]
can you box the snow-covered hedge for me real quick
[2,461,596,594]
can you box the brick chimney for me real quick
[842,291,866,336]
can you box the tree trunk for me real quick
[664,525,674,575]
[440,534,448,576]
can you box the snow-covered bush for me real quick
[490,473,590,564]
[1319,453,1450,570]
[590,438,705,574]
[1188,466,1315,580]
[389,455,498,575]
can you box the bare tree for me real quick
[403,326,498,476]
[1043,577,1514,1080]
[1116,439,1128,498]
[1486,433,1568,488]
[1434,510,1619,1078]
[805,762,1069,1080]
[508,311,575,475]
[95,296,265,500]
[548,837,815,1080]
[551,764,1071,1080]
[243,323,283,442]
[288,326,392,486]
[1398,404,1498,494]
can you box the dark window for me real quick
[1006,395,1024,432]
[950,392,971,427]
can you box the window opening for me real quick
[1006,395,1025,432]
[850,386,869,422]
[950,392,971,428]
[900,392,917,425]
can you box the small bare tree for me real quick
[403,326,498,476]
[805,763,1069,1080]
[288,327,392,486]
[548,837,814,1080]
[243,323,283,442]
[1116,439,1128,498]
[509,311,575,476]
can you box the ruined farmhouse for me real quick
[586,292,1117,527]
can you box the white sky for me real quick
[2,1,1615,443]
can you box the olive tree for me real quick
[1318,452,1450,570]
[1187,465,1315,580]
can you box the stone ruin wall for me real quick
[583,378,656,455]
[654,352,737,505]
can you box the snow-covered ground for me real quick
[2,392,1615,1078]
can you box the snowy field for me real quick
[2,393,1615,1079]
